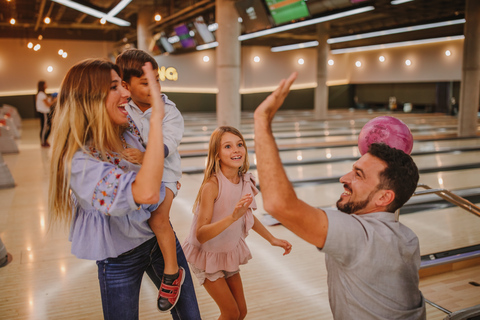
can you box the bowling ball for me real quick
[358,116,413,155]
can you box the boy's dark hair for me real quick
[368,143,419,212]
[115,49,159,83]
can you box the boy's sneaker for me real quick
[157,266,185,313]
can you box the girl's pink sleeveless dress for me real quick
[182,170,259,273]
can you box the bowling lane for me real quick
[182,112,461,135]
[180,124,457,146]
[401,204,480,256]
[179,128,459,152]
[182,149,480,182]
[180,138,480,171]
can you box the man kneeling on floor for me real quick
[253,72,426,320]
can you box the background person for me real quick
[36,80,56,147]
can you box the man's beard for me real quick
[336,188,376,214]
[336,197,370,214]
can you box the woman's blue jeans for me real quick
[96,236,201,320]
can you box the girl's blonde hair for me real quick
[192,126,249,212]
[48,58,125,226]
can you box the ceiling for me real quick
[0,0,466,53]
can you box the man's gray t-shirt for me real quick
[319,209,426,320]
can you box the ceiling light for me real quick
[328,59,334,65]
[155,14,161,22]
[405,59,411,66]
[62,52,68,58]
[51,0,131,26]
[168,35,179,43]
[331,35,465,54]
[44,17,51,24]
[197,42,218,51]
[38,35,43,40]
[100,17,106,24]
[254,56,260,62]
[9,18,15,25]
[203,56,210,62]
[391,0,414,4]
[379,56,385,62]
[207,23,218,32]
[298,58,305,65]
[106,0,132,17]
[239,6,375,41]
[327,19,465,44]
[445,50,451,56]
[58,49,64,55]
[47,66,53,72]
[271,40,319,52]
[355,61,362,67]
[27,42,33,49]
[34,44,41,51]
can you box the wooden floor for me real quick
[1,116,479,319]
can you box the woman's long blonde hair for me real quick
[48,59,125,226]
[192,126,249,212]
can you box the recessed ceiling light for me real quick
[327,19,465,44]
[331,35,464,54]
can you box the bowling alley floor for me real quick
[1,111,480,320]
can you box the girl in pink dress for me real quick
[183,126,292,319]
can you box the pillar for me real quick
[314,23,330,120]
[458,0,480,137]
[137,7,153,52]
[216,0,241,128]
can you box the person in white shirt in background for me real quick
[36,80,57,147]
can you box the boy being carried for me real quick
[116,49,184,313]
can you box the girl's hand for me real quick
[271,238,292,256]
[232,193,253,221]
[123,148,145,164]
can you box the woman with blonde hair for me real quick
[48,58,200,320]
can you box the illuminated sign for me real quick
[158,66,178,81]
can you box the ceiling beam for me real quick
[34,0,47,31]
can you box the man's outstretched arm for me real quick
[253,72,329,248]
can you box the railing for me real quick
[394,183,480,222]
[399,184,480,320]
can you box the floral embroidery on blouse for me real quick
[87,142,128,215]
[92,167,123,216]
[85,117,145,215]
[124,114,146,148]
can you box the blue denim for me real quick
[97,236,201,320]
